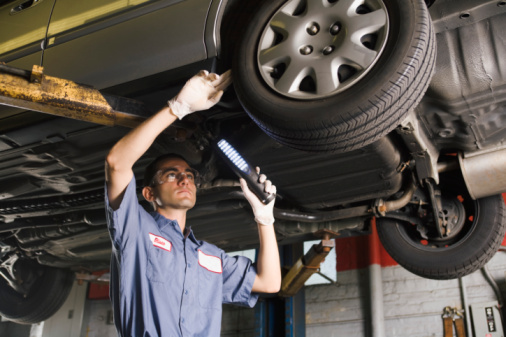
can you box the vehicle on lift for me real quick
[0,0,505,325]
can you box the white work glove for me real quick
[240,167,276,226]
[168,69,232,119]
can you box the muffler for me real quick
[459,146,506,200]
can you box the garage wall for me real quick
[305,252,506,336]
[79,299,116,337]
[220,250,506,337]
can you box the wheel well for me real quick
[218,0,261,69]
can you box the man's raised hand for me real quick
[168,70,232,119]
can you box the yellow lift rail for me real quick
[279,232,335,297]
[0,64,147,128]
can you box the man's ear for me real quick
[142,186,155,202]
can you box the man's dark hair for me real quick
[143,153,189,187]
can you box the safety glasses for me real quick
[151,167,200,186]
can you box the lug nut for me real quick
[330,23,341,35]
[322,46,334,55]
[300,45,313,55]
[306,23,320,35]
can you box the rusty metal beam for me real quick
[0,64,148,128]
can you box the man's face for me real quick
[148,158,198,210]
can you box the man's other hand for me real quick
[240,167,276,226]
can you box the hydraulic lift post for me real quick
[283,243,306,337]
[268,231,336,337]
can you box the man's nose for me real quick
[178,173,190,185]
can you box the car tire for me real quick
[376,186,506,280]
[0,265,75,324]
[232,0,435,153]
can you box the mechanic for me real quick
[104,70,281,337]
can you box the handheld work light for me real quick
[216,139,276,204]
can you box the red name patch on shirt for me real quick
[149,233,172,252]
[198,250,222,274]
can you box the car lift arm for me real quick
[279,233,335,297]
[0,64,148,128]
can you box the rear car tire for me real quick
[377,187,506,280]
[233,0,435,153]
[0,265,75,324]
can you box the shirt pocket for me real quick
[146,244,173,283]
[198,250,222,309]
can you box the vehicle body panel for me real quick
[42,0,213,89]
[420,2,506,152]
[0,0,55,61]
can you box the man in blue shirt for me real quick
[105,70,281,336]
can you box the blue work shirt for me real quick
[105,177,259,337]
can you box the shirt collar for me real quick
[184,226,202,246]
[150,212,203,247]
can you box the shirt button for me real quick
[181,318,185,323]
[188,263,191,268]
[185,290,188,295]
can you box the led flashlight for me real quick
[216,139,276,204]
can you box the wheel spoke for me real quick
[270,8,302,35]
[347,9,387,36]
[338,39,378,69]
[259,43,291,67]
[331,0,363,17]
[313,61,339,95]
[275,63,307,93]
[305,0,329,15]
